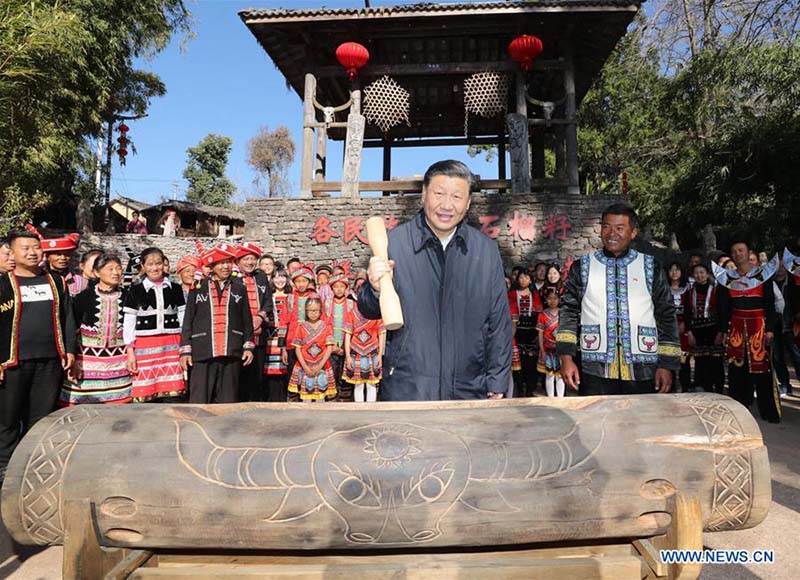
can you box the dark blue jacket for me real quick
[358,210,512,401]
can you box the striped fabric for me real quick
[131,334,186,401]
[60,345,132,405]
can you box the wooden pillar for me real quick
[300,73,316,198]
[498,131,507,181]
[507,70,531,194]
[555,125,566,180]
[382,139,392,196]
[341,83,365,199]
[314,126,327,182]
[564,58,580,194]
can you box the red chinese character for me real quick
[541,214,572,241]
[507,211,537,242]
[308,216,340,244]
[384,215,399,231]
[343,216,369,245]
[479,215,500,239]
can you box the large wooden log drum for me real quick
[1,394,769,554]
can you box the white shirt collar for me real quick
[142,277,172,291]
[425,218,456,250]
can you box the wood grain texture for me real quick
[1,394,769,551]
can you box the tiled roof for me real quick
[240,1,643,20]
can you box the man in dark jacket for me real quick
[180,243,255,404]
[358,160,512,401]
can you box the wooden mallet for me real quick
[365,216,404,331]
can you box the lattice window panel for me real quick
[463,72,508,135]
[363,75,411,133]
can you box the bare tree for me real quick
[247,126,296,197]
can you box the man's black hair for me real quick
[601,203,639,230]
[729,240,751,252]
[287,257,301,265]
[7,231,40,246]
[422,160,479,193]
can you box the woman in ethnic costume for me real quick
[508,269,542,397]
[264,267,291,402]
[668,262,692,391]
[59,254,132,406]
[287,296,336,402]
[343,303,385,403]
[683,263,725,393]
[123,247,186,402]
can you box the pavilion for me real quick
[240,1,642,197]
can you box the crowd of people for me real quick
[506,244,800,411]
[0,163,798,483]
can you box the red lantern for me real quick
[336,42,370,80]
[118,123,129,133]
[509,35,543,71]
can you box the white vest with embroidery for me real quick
[579,250,659,365]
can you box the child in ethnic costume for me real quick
[123,247,186,402]
[288,296,336,402]
[264,268,290,402]
[668,262,692,391]
[285,266,326,399]
[180,244,255,404]
[683,263,725,393]
[325,273,356,400]
[234,242,272,402]
[60,254,132,405]
[508,269,542,397]
[537,287,565,397]
[343,303,385,402]
[315,264,333,308]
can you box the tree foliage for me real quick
[183,134,236,207]
[247,126,296,197]
[0,0,191,232]
[578,1,800,251]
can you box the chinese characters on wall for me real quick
[309,212,572,245]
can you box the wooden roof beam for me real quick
[314,59,565,78]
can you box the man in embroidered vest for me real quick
[234,242,272,401]
[180,244,255,404]
[716,241,781,423]
[0,231,76,483]
[557,204,680,395]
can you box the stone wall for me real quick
[78,194,625,269]
[244,193,622,268]
[77,233,216,268]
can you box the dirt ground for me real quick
[2,392,798,579]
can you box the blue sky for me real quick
[113,0,500,205]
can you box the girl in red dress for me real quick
[287,296,336,402]
[508,269,543,397]
[537,288,565,397]
[343,305,385,402]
